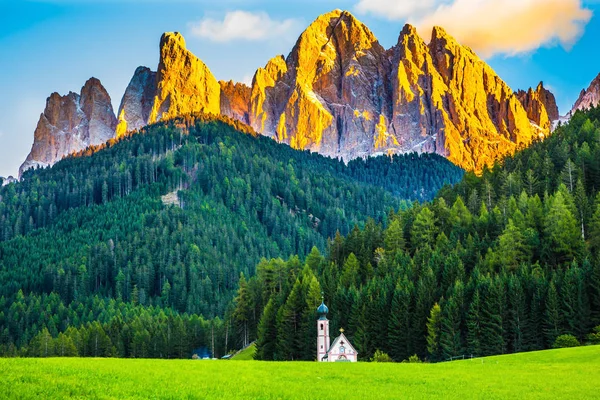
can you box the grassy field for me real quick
[230,342,256,360]
[0,346,599,399]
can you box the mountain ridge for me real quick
[18,9,599,178]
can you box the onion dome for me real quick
[317,301,329,320]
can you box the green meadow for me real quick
[1,346,599,399]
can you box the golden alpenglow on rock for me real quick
[517,82,560,132]
[264,10,391,158]
[116,67,157,136]
[423,26,537,172]
[240,10,555,172]
[20,10,561,176]
[220,80,251,124]
[149,32,220,123]
[571,73,600,114]
[249,55,288,134]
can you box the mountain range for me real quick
[17,9,600,178]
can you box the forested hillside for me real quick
[241,108,600,362]
[0,114,462,357]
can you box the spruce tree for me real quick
[544,281,562,346]
[388,276,414,362]
[426,303,442,361]
[255,296,278,361]
[467,288,482,356]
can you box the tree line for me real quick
[0,114,461,357]
[239,107,600,361]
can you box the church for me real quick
[316,300,358,362]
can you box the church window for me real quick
[340,346,345,353]
[320,324,323,331]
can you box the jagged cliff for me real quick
[116,66,157,137]
[517,82,559,131]
[244,10,551,172]
[20,10,562,177]
[19,78,117,177]
[572,73,600,114]
[220,80,251,124]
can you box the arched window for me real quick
[320,324,324,331]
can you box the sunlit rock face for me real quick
[220,80,251,124]
[421,26,538,172]
[19,78,117,178]
[117,32,221,133]
[246,11,548,172]
[572,73,600,114]
[517,82,560,131]
[20,10,560,177]
[150,32,221,123]
[116,66,157,137]
[249,10,392,159]
[249,55,288,136]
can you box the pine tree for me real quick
[255,296,278,361]
[388,277,414,362]
[480,278,505,356]
[411,207,437,251]
[544,189,583,265]
[276,278,305,361]
[233,273,253,348]
[440,282,464,360]
[507,275,528,353]
[544,281,562,346]
[340,253,360,288]
[590,259,600,326]
[467,288,482,356]
[426,303,442,361]
[384,219,405,258]
[497,219,529,269]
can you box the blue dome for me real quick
[317,301,329,320]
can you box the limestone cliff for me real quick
[250,10,391,159]
[517,82,559,131]
[424,26,537,171]
[249,55,288,135]
[220,80,251,124]
[116,66,157,137]
[572,73,600,114]
[245,11,550,172]
[20,10,561,177]
[19,78,117,177]
[149,32,220,123]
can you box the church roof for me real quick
[326,332,358,355]
[317,301,329,320]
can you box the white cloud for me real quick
[355,0,592,57]
[189,11,303,43]
[355,0,445,19]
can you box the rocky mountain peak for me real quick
[19,78,117,178]
[572,73,600,114]
[19,10,563,178]
[517,82,559,130]
[116,66,157,137]
[149,31,220,124]
[220,80,251,124]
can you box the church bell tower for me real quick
[317,297,330,362]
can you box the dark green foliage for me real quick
[249,108,600,362]
[553,334,580,348]
[0,114,461,356]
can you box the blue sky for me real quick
[1,0,599,177]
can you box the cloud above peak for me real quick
[355,0,592,57]
[189,11,303,43]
